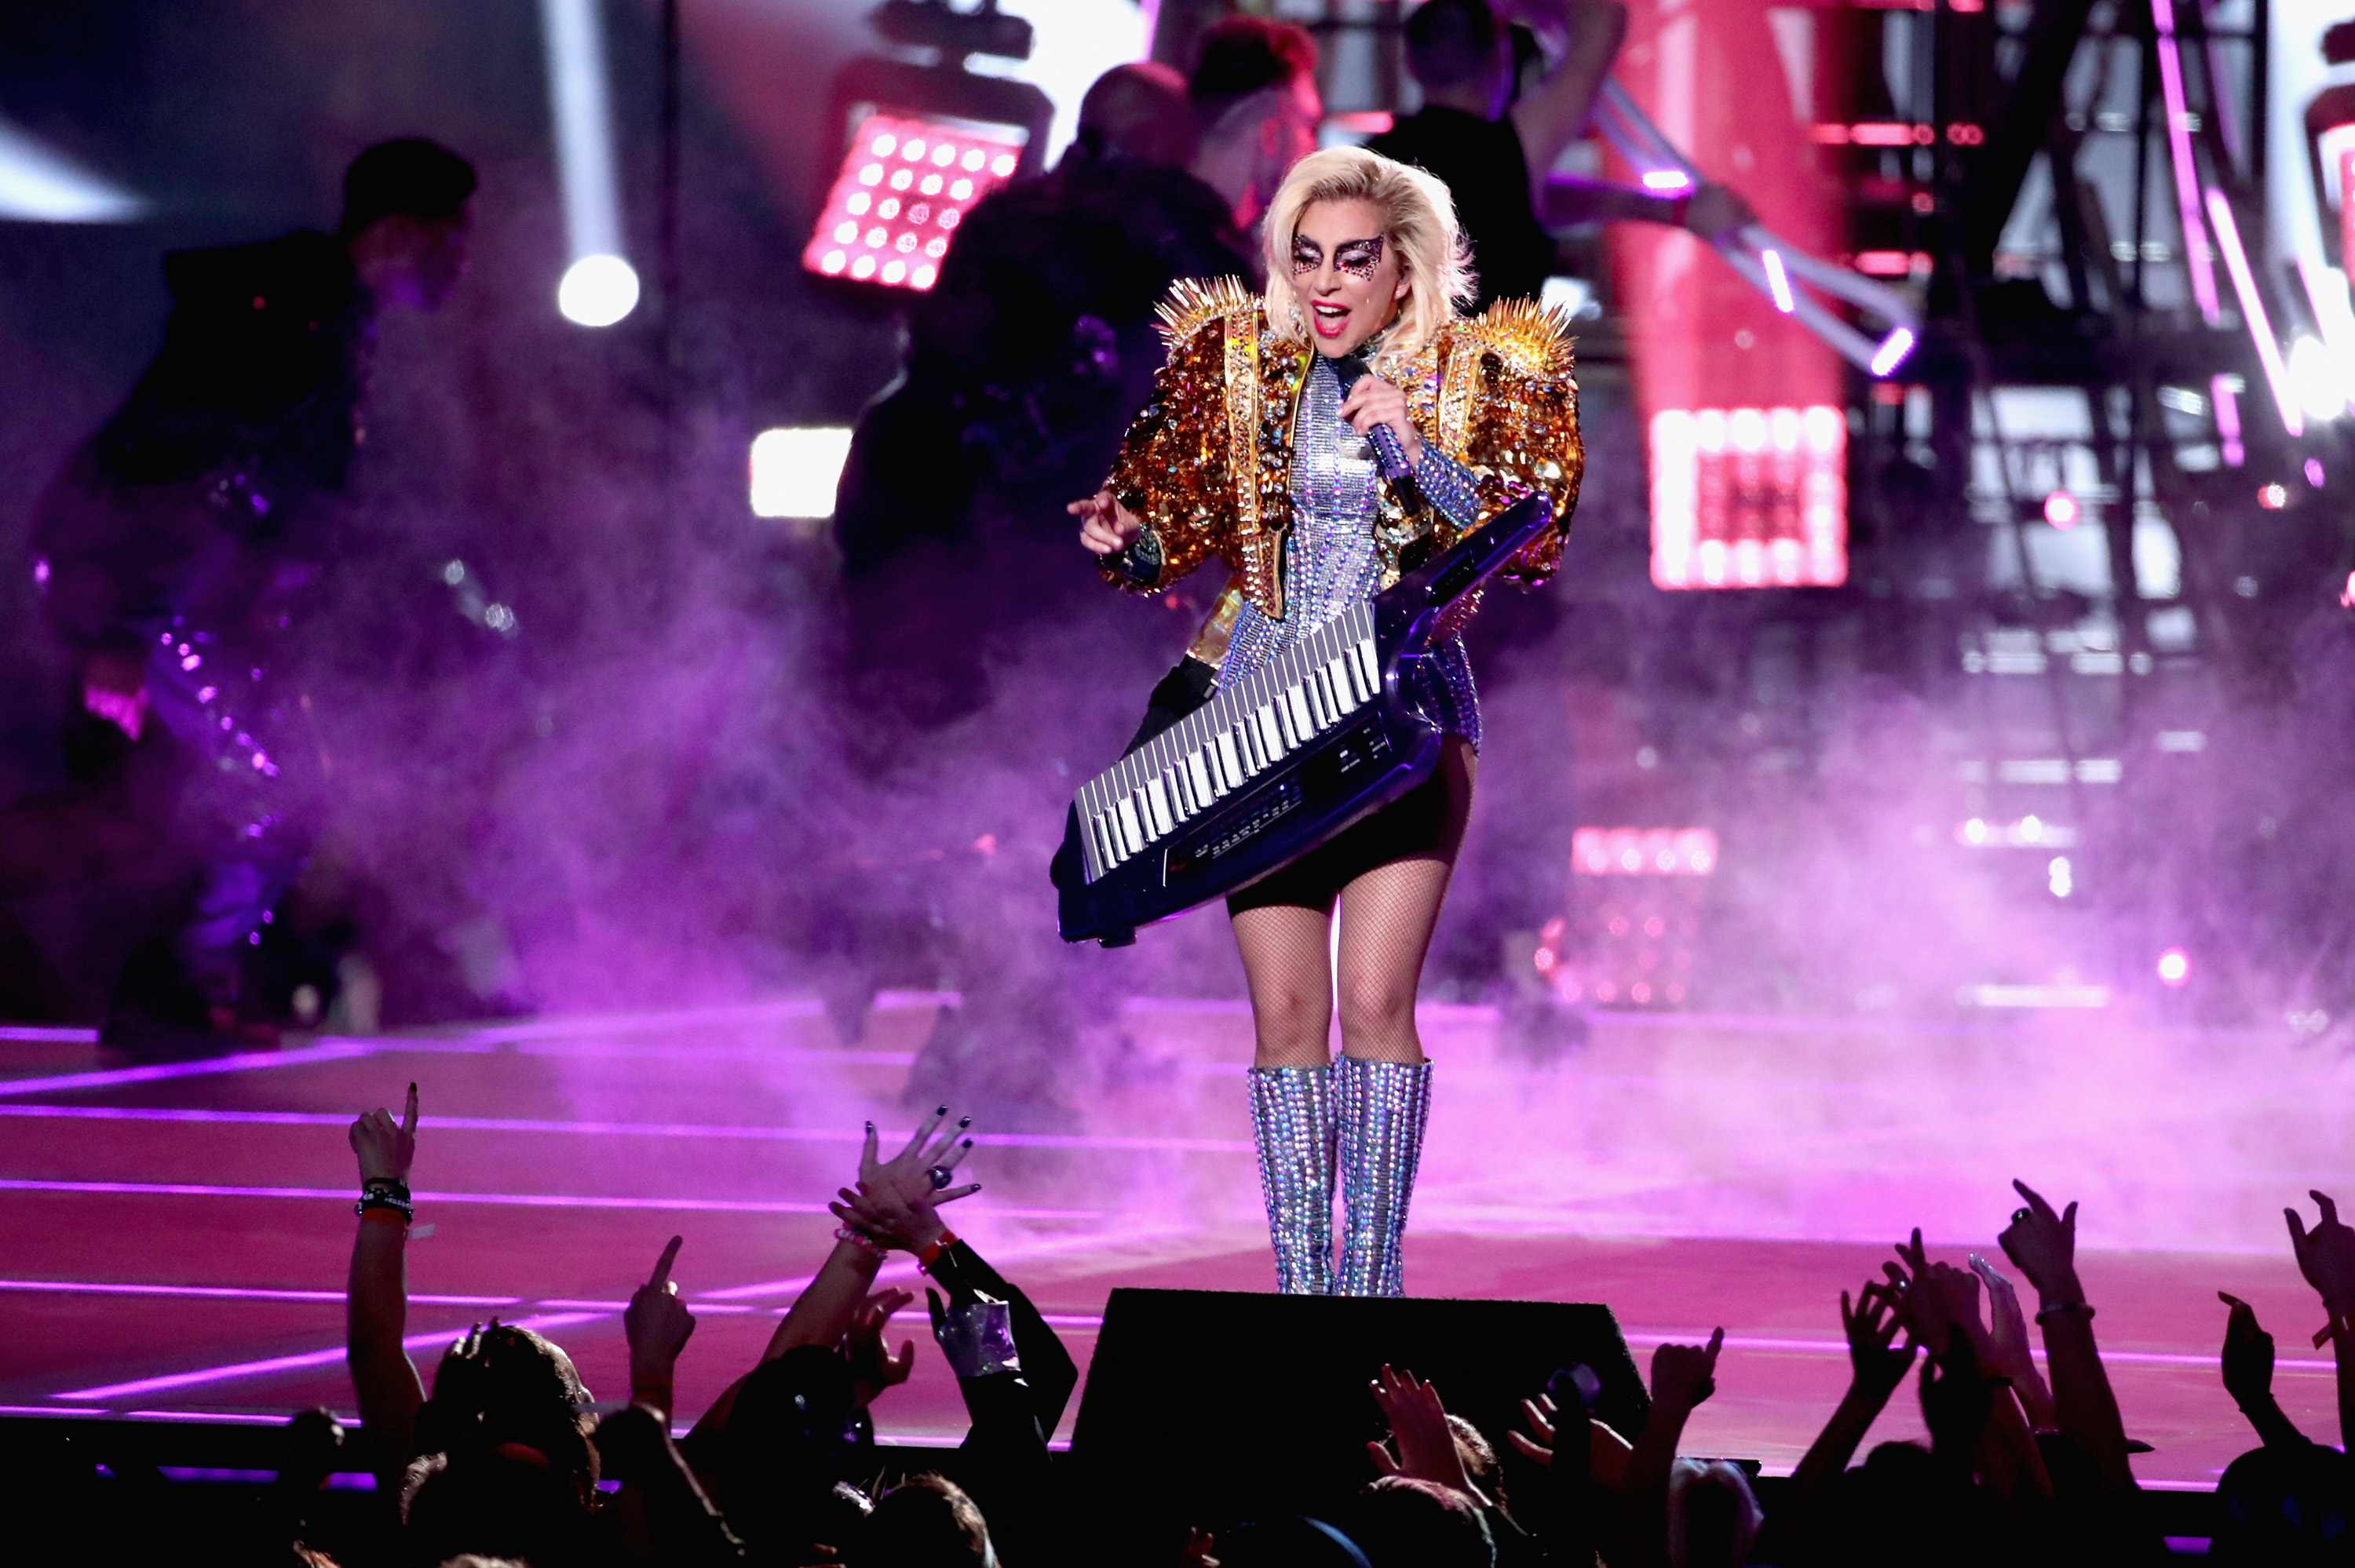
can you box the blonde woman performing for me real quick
[1068,147,1583,1296]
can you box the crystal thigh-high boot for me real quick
[1246,1066,1336,1293]
[1333,1057,1433,1296]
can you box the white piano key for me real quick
[1145,776,1174,838]
[1287,681,1316,738]
[1327,654,1356,713]
[1256,703,1284,760]
[1188,748,1214,804]
[1117,795,1145,855]
[1218,727,1245,782]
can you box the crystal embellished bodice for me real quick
[1218,354,1481,748]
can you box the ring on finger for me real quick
[2012,1208,2032,1222]
[927,1165,955,1190]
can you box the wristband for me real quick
[2034,1301,2093,1323]
[917,1231,959,1273]
[356,1195,413,1222]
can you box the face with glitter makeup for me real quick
[1287,199,1407,358]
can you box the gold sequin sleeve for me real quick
[1447,302,1584,587]
[1097,307,1236,596]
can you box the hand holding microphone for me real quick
[1332,353,1422,478]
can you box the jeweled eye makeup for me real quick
[1290,235,1387,278]
[1333,237,1386,278]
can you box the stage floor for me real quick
[4,996,2351,1490]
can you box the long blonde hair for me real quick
[1260,145,1474,368]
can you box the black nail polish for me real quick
[936,1104,949,1115]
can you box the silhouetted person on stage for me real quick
[16,137,475,1052]
[834,30,1320,735]
[1369,0,1751,311]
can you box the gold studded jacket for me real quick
[1098,276,1583,663]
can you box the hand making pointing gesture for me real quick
[626,1234,697,1416]
[349,1081,418,1186]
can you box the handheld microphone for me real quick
[1329,352,1415,481]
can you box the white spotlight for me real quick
[750,428,855,519]
[558,253,641,327]
[540,0,636,326]
[2288,335,2347,422]
[0,118,144,222]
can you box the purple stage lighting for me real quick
[1868,327,1915,377]
[2206,188,2302,437]
[2152,0,2222,324]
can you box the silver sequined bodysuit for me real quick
[1219,354,1484,749]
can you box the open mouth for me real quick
[1310,300,1351,338]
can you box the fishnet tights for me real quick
[1232,738,1476,1069]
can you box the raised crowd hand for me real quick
[1366,1365,1468,1490]
[1508,1391,1558,1468]
[348,1081,419,1184]
[1969,1252,2054,1421]
[2287,1191,2355,1314]
[860,1108,979,1208]
[2218,1291,2276,1408]
[1651,1329,1723,1409]
[624,1234,696,1369]
[1997,1179,2079,1300]
[1841,1279,1916,1397]
[845,1287,917,1405]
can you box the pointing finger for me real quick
[402,1083,418,1138]
[649,1234,683,1288]
[2317,1191,2342,1227]
[1703,1327,1725,1364]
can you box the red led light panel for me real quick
[1649,406,1846,589]
[804,112,1026,291]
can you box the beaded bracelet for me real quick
[834,1226,886,1260]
